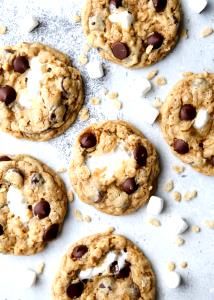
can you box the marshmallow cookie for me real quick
[161,73,214,176]
[82,0,181,68]
[70,120,159,215]
[0,43,83,141]
[0,155,67,255]
[52,230,156,299]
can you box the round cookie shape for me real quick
[0,43,84,141]
[161,73,214,176]
[0,154,67,255]
[82,0,181,68]
[70,120,160,215]
[52,231,156,299]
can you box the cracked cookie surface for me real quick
[0,43,83,141]
[82,0,181,68]
[161,73,214,176]
[70,120,159,215]
[52,230,156,300]
[0,154,67,255]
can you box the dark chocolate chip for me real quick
[111,42,130,60]
[43,223,59,242]
[211,156,214,166]
[80,132,97,148]
[110,0,122,8]
[147,32,164,49]
[173,139,189,154]
[33,199,50,219]
[0,156,11,161]
[99,283,106,288]
[117,262,131,279]
[71,245,88,259]
[61,77,69,100]
[66,282,84,299]
[0,85,17,106]
[152,0,167,12]
[179,104,196,121]
[133,145,148,166]
[0,224,4,236]
[121,178,138,194]
[13,56,30,73]
[30,173,45,187]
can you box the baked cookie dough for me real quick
[70,120,159,215]
[82,0,181,68]
[161,72,214,176]
[0,154,67,255]
[0,42,84,141]
[52,230,156,299]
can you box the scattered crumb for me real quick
[172,165,185,174]
[90,97,101,105]
[181,28,188,39]
[107,227,115,233]
[57,167,67,174]
[146,45,153,54]
[78,54,88,65]
[200,27,213,37]
[164,179,174,192]
[107,91,119,99]
[36,262,45,274]
[0,24,7,35]
[149,218,161,227]
[180,261,188,269]
[73,14,81,23]
[79,107,90,121]
[191,225,201,233]
[155,76,167,86]
[184,190,197,201]
[173,191,182,202]
[204,220,214,229]
[147,69,158,80]
[68,190,74,203]
[152,97,162,108]
[167,262,176,272]
[175,237,185,247]
[73,209,91,223]
[83,215,92,223]
[113,99,122,110]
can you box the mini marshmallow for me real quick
[188,0,207,14]
[140,78,152,96]
[194,108,210,129]
[141,102,159,125]
[169,216,189,235]
[86,61,104,79]
[19,269,37,288]
[21,15,39,33]
[165,271,181,289]
[109,11,134,30]
[146,196,164,215]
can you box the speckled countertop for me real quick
[0,0,213,299]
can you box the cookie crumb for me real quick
[113,99,122,110]
[191,225,201,233]
[164,179,174,192]
[181,28,188,39]
[152,97,162,108]
[167,262,176,271]
[172,165,185,174]
[36,262,45,274]
[68,190,74,203]
[173,191,182,202]
[200,27,213,37]
[73,209,83,221]
[107,91,119,99]
[147,69,158,80]
[175,237,185,246]
[184,190,197,201]
[73,14,81,23]
[90,97,101,105]
[83,215,92,223]
[155,76,167,86]
[180,261,188,269]
[57,167,67,174]
[78,54,88,65]
[204,220,214,229]
[79,107,90,121]
[149,218,161,227]
[0,24,7,35]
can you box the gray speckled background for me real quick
[0,0,214,299]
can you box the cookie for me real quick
[0,154,67,255]
[0,42,84,141]
[52,230,156,299]
[82,0,181,68]
[161,72,214,176]
[70,120,159,215]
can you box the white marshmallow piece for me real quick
[188,0,208,14]
[194,108,210,129]
[165,271,181,289]
[86,61,104,79]
[109,11,134,30]
[146,196,164,215]
[21,15,39,33]
[140,78,152,96]
[141,102,159,125]
[7,186,28,223]
[169,216,189,235]
[19,269,37,288]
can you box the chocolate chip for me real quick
[80,132,97,148]
[33,199,50,219]
[211,156,214,166]
[147,32,164,49]
[61,77,69,100]
[0,156,11,161]
[0,224,3,236]
[110,0,122,8]
[117,262,131,279]
[13,56,30,73]
[121,178,138,195]
[173,139,189,154]
[43,223,59,242]
[66,282,84,299]
[111,42,130,60]
[71,245,88,259]
[152,0,167,12]
[133,145,147,166]
[30,173,45,187]
[0,85,17,106]
[99,283,106,288]
[179,104,196,121]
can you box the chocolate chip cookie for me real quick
[0,42,84,141]
[161,72,214,176]
[82,0,181,68]
[52,230,156,299]
[0,154,67,255]
[70,120,159,215]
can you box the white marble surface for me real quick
[0,0,213,299]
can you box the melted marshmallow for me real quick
[7,186,28,222]
[109,11,134,30]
